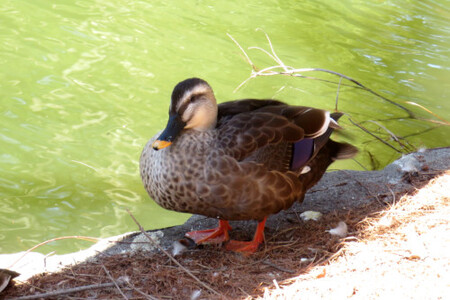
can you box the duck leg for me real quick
[185,219,232,244]
[226,217,267,254]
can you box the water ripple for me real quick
[1,0,448,254]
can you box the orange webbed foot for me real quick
[225,239,262,254]
[185,220,232,244]
[225,217,267,255]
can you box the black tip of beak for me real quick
[152,114,186,150]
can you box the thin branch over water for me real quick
[227,30,449,163]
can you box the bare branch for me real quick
[406,101,450,125]
[348,118,403,153]
[227,33,257,71]
[125,280,159,300]
[12,282,117,300]
[335,77,343,111]
[101,265,128,300]
[257,28,289,72]
[262,260,295,274]
[248,46,279,64]
[227,34,416,118]
[126,209,224,298]
[8,236,99,269]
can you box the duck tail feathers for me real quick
[329,112,343,130]
[329,112,358,160]
[331,141,358,160]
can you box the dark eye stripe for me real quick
[174,93,204,117]
[178,101,189,117]
[190,93,203,103]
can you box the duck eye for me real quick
[190,94,203,103]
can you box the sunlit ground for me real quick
[260,172,449,299]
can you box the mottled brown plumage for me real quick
[140,78,357,253]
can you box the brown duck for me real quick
[140,78,357,253]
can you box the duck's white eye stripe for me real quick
[177,84,210,110]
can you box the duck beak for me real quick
[152,140,172,150]
[152,114,186,150]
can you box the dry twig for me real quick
[8,236,98,270]
[227,30,450,161]
[262,260,295,274]
[101,264,128,300]
[348,117,403,153]
[228,29,415,118]
[11,282,117,300]
[125,280,159,300]
[126,209,224,298]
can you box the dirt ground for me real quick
[3,168,448,299]
[261,171,449,299]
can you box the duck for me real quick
[140,78,358,254]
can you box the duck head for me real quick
[152,78,218,150]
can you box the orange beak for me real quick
[152,140,172,150]
[152,114,186,151]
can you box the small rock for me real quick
[130,231,164,253]
[300,211,323,221]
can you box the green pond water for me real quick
[1,0,449,254]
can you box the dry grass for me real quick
[259,172,450,300]
[4,171,448,299]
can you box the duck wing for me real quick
[217,99,285,119]
[199,153,304,220]
[218,99,331,138]
[197,101,349,220]
[216,99,330,162]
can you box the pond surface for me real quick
[1,0,449,254]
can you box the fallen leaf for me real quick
[316,268,326,278]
